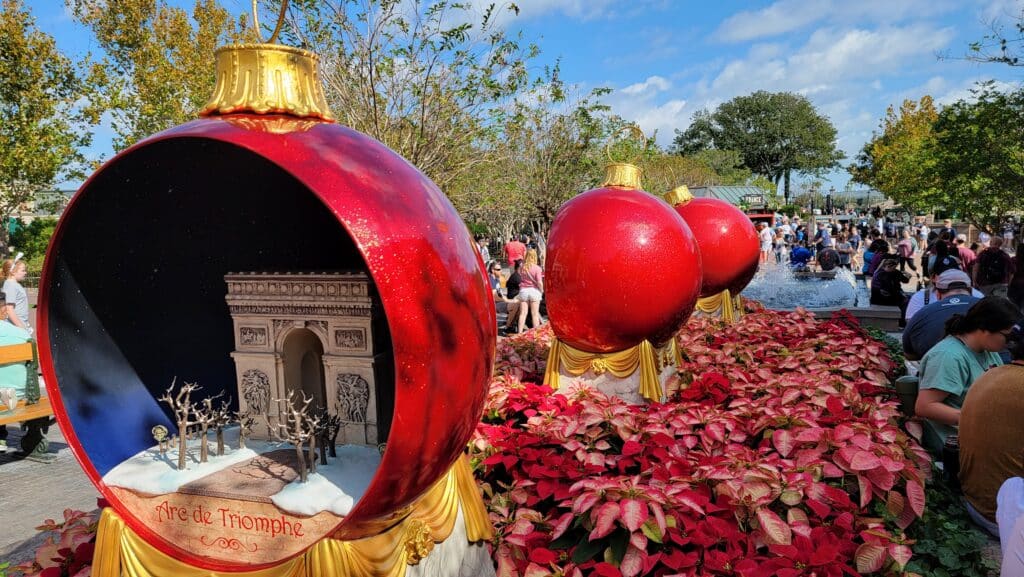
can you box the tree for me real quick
[158,380,198,470]
[68,0,245,151]
[0,0,92,245]
[946,8,1024,67]
[672,91,844,202]
[848,96,942,213]
[932,83,1024,232]
[275,0,544,194]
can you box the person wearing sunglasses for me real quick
[916,296,1021,454]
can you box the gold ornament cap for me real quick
[602,162,643,189]
[663,185,694,206]
[200,43,335,121]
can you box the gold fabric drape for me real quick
[91,455,492,577]
[694,289,743,323]
[543,338,666,402]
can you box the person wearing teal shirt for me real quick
[0,291,30,453]
[916,297,1021,453]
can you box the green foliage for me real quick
[9,217,56,275]
[68,0,245,151]
[849,96,942,214]
[901,467,999,577]
[0,0,93,243]
[672,91,844,201]
[863,326,906,379]
[851,85,1024,233]
[932,82,1024,233]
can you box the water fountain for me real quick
[741,266,866,310]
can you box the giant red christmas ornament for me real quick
[37,42,494,571]
[665,187,760,296]
[545,163,702,353]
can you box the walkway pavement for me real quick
[0,420,99,566]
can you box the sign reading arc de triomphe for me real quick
[224,272,393,446]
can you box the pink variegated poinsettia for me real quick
[472,308,931,577]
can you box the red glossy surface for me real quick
[545,187,702,353]
[671,197,760,296]
[37,115,496,570]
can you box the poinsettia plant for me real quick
[474,308,932,577]
[14,506,101,577]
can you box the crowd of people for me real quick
[480,234,547,336]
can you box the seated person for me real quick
[0,291,31,454]
[905,257,985,322]
[789,241,812,269]
[916,297,1019,454]
[816,241,840,272]
[870,258,910,317]
[903,269,981,360]
[959,325,1024,537]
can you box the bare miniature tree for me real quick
[311,407,331,466]
[192,392,223,464]
[158,379,199,470]
[306,410,321,475]
[235,411,257,450]
[273,391,315,483]
[321,407,343,459]
[332,401,347,455]
[212,398,233,456]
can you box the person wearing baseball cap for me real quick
[903,269,981,360]
[905,259,986,322]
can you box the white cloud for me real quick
[714,0,958,43]
[715,0,830,43]
[621,76,671,95]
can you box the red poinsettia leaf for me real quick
[590,501,620,541]
[849,451,882,471]
[906,479,926,517]
[756,508,792,546]
[620,498,649,532]
[574,492,601,516]
[551,512,575,540]
[529,548,559,565]
[886,491,905,518]
[889,543,913,569]
[621,440,643,456]
[855,543,887,573]
[620,545,645,577]
[773,429,795,458]
[592,562,623,577]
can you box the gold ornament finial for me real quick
[200,1,334,121]
[200,44,335,120]
[663,185,693,206]
[602,125,646,189]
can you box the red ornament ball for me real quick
[671,197,760,296]
[545,187,703,353]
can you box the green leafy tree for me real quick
[672,91,844,202]
[68,0,245,151]
[848,96,942,213]
[932,82,1024,232]
[0,0,92,245]
[274,0,544,194]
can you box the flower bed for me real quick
[472,308,933,577]
[15,307,939,577]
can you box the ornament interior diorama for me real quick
[38,6,496,576]
[543,128,703,404]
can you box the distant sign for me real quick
[742,194,765,206]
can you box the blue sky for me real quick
[26,0,1024,192]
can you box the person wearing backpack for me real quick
[974,236,1013,297]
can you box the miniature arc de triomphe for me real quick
[223,272,393,447]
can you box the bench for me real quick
[0,341,54,462]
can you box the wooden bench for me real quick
[0,341,54,462]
